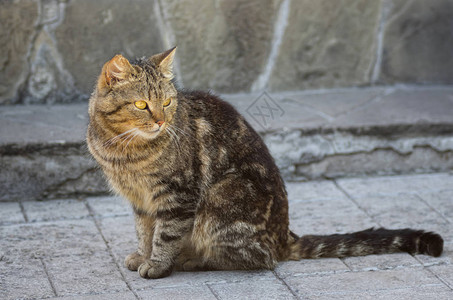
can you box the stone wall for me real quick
[1,0,453,105]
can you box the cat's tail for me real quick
[288,227,443,260]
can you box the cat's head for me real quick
[89,47,178,141]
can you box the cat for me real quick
[86,47,444,279]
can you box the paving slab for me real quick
[86,196,132,218]
[275,259,350,279]
[0,258,55,300]
[342,253,421,272]
[283,268,445,298]
[124,267,277,292]
[336,173,453,197]
[0,202,25,225]
[208,279,297,300]
[97,215,136,262]
[417,189,453,223]
[43,253,129,296]
[0,104,88,145]
[286,180,347,202]
[428,264,453,290]
[329,88,453,128]
[346,193,448,229]
[22,198,89,222]
[138,285,216,300]
[278,88,383,119]
[304,286,453,300]
[0,219,106,260]
[47,292,137,300]
[288,195,376,235]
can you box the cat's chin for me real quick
[138,128,164,140]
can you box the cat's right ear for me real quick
[149,47,176,80]
[97,55,136,90]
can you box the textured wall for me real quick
[1,0,453,104]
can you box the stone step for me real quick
[1,86,453,201]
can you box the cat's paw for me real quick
[181,259,206,271]
[124,252,146,271]
[138,259,173,279]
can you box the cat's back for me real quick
[176,89,280,177]
[177,90,243,126]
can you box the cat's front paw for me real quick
[138,259,173,279]
[125,252,146,271]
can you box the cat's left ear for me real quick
[149,47,176,80]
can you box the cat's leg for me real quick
[178,244,276,272]
[191,230,277,271]
[189,176,280,271]
[137,205,195,279]
[174,242,201,271]
[125,208,155,271]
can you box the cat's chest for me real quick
[108,170,163,212]
[108,168,145,191]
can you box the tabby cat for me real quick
[86,47,443,279]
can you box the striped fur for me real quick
[288,228,443,260]
[87,48,444,279]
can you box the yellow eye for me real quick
[163,98,172,107]
[134,100,147,110]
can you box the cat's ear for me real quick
[149,47,176,80]
[98,54,135,90]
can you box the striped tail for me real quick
[289,227,443,260]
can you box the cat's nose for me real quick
[156,120,165,127]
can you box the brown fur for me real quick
[87,48,444,279]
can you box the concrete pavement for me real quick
[1,172,452,299]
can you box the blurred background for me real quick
[1,0,453,104]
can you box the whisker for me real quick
[166,126,178,141]
[171,126,189,137]
[103,128,137,147]
[122,132,137,145]
[166,127,182,157]
[122,131,140,154]
[168,124,194,139]
[117,128,139,148]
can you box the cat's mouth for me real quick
[138,123,166,139]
